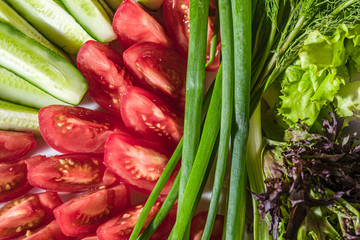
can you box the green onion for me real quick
[224,0,251,238]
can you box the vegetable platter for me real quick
[0,0,360,239]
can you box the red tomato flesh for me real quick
[96,201,174,240]
[104,133,177,194]
[0,160,32,203]
[39,105,129,154]
[189,211,224,240]
[53,184,130,237]
[27,154,118,193]
[120,87,183,150]
[113,0,171,49]
[77,40,134,117]
[0,130,36,162]
[21,220,70,240]
[0,192,62,239]
[123,42,187,110]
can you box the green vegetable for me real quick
[0,22,88,105]
[0,66,67,108]
[137,0,163,11]
[0,0,71,62]
[0,99,39,134]
[60,0,116,42]
[5,0,94,54]
[104,0,122,10]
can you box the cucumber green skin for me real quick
[0,22,88,105]
[104,0,122,10]
[0,0,71,62]
[60,0,116,42]
[97,0,115,19]
[137,0,163,11]
[5,0,94,54]
[0,99,39,134]
[0,66,68,109]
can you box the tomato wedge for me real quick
[104,133,177,194]
[0,192,62,239]
[0,160,32,203]
[0,130,36,162]
[113,0,171,49]
[189,211,224,240]
[163,0,221,71]
[120,87,183,150]
[27,154,118,192]
[53,184,130,237]
[21,220,70,240]
[77,40,134,117]
[39,105,129,154]
[80,233,99,240]
[96,201,175,240]
[123,42,187,110]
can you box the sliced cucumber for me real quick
[98,0,115,19]
[0,22,88,105]
[0,99,39,134]
[0,66,68,109]
[104,0,122,10]
[0,0,71,62]
[5,0,94,54]
[137,0,163,11]
[60,0,116,42]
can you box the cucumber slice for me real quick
[104,0,122,10]
[98,0,115,19]
[0,0,71,62]
[0,22,88,105]
[5,0,94,54]
[60,0,116,42]
[0,66,68,109]
[137,0,163,11]
[0,99,39,134]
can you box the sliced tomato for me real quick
[0,192,62,239]
[96,201,175,240]
[189,211,224,240]
[123,42,187,110]
[53,184,130,237]
[0,160,32,203]
[39,105,129,154]
[120,87,183,150]
[80,233,99,240]
[77,40,134,117]
[104,133,177,194]
[113,0,171,49]
[0,130,36,162]
[163,0,220,71]
[21,220,70,240]
[27,154,118,193]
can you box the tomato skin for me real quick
[123,42,187,110]
[80,233,98,240]
[21,220,70,240]
[0,130,36,162]
[96,201,175,240]
[0,192,62,239]
[0,160,32,203]
[104,133,177,194]
[162,0,220,72]
[77,40,134,117]
[39,105,129,154]
[189,211,224,240]
[113,0,171,49]
[120,87,184,150]
[53,184,130,237]
[27,154,118,193]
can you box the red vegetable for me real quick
[0,160,32,203]
[27,154,118,192]
[123,42,187,110]
[21,220,70,240]
[104,133,177,194]
[112,0,171,49]
[120,87,183,150]
[77,40,134,116]
[0,192,62,239]
[39,105,129,154]
[54,184,130,237]
[0,130,36,162]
